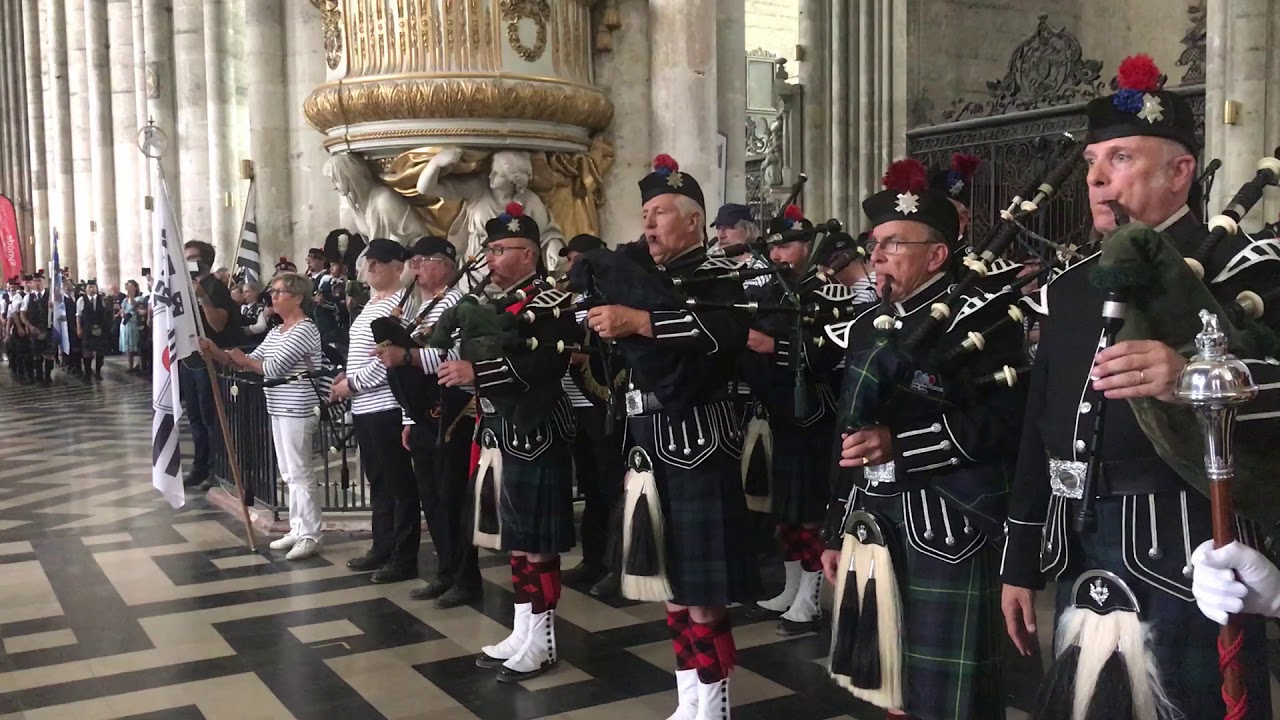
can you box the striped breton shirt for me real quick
[404,287,465,425]
[560,303,592,408]
[249,319,330,418]
[347,290,413,416]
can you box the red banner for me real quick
[0,195,20,282]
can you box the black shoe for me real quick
[183,470,209,488]
[346,553,389,572]
[435,584,480,609]
[409,579,450,601]
[589,571,620,599]
[80,374,92,384]
[370,564,417,584]
[496,660,556,683]
[95,371,103,381]
[776,617,820,637]
[474,653,508,670]
[561,561,606,588]
[197,478,216,492]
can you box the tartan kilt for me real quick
[80,326,111,353]
[27,330,54,356]
[628,402,763,607]
[769,418,835,524]
[496,441,576,555]
[857,491,1004,720]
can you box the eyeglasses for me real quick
[865,237,939,256]
[483,244,529,257]
[269,288,296,297]
[410,255,453,266]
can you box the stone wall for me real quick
[1077,0,1194,87]
[745,0,797,63]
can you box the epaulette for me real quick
[697,257,743,273]
[810,284,861,303]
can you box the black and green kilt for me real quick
[495,439,576,555]
[80,325,111,353]
[857,490,1004,720]
[770,418,835,524]
[628,400,763,607]
[28,330,54,356]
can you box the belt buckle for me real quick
[864,461,896,487]
[625,389,644,417]
[480,397,496,415]
[1049,458,1086,500]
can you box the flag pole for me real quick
[230,178,255,281]
[150,149,257,551]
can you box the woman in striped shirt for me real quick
[200,272,329,561]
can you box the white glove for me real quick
[1190,540,1280,625]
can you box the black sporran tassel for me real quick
[849,559,882,689]
[624,491,659,576]
[1031,644,1079,720]
[1082,651,1135,720]
[744,434,770,498]
[829,568,861,676]
[478,465,500,535]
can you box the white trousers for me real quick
[271,415,322,541]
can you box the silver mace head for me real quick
[1172,310,1258,482]
[1173,310,1258,407]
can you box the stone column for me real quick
[203,0,235,266]
[285,0,338,261]
[132,0,152,268]
[245,0,291,265]
[46,0,77,274]
[1204,0,1280,230]
[22,0,49,271]
[67,0,96,279]
[143,0,180,234]
[853,0,908,206]
[797,0,829,219]
[108,0,141,284]
[716,0,746,205]
[595,0,652,245]
[9,1,36,264]
[173,0,210,249]
[0,6,12,206]
[86,0,120,285]
[829,0,848,217]
[649,0,721,215]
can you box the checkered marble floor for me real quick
[0,359,1275,719]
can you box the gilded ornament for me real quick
[501,0,551,62]
[312,0,343,71]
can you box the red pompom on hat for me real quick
[881,158,928,194]
[279,255,288,262]
[652,154,679,175]
[1117,54,1162,92]
[783,204,804,222]
[504,201,524,218]
[950,153,981,180]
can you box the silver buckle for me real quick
[625,389,644,417]
[1049,458,1086,500]
[864,461,896,487]
[480,397,496,415]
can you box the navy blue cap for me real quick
[559,234,605,257]
[712,203,754,228]
[365,238,408,263]
[408,236,457,263]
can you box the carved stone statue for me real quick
[416,147,566,273]
[323,153,430,244]
[761,113,785,187]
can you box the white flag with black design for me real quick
[235,182,261,285]
[151,174,202,509]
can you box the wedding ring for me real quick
[1138,369,1147,384]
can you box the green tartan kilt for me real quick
[857,491,1004,720]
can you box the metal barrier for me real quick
[210,366,370,518]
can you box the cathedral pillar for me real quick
[87,0,121,285]
[4,0,34,267]
[131,0,152,268]
[46,0,77,275]
[21,0,48,271]
[717,0,747,205]
[67,0,96,279]
[595,0,652,244]
[142,0,181,243]
[1204,0,1280,229]
[245,0,292,265]
[172,0,211,251]
[797,0,829,219]
[204,0,236,266]
[648,0,721,212]
[108,0,141,285]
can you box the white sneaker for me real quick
[286,537,320,560]
[269,533,300,551]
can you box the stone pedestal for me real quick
[46,0,77,273]
[1204,0,1280,229]
[649,0,720,214]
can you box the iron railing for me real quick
[211,367,369,518]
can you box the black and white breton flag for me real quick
[235,183,261,285]
[150,173,202,509]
